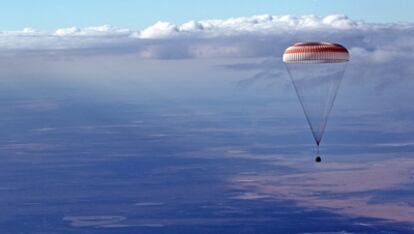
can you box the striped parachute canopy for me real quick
[283,42,349,155]
[283,42,349,64]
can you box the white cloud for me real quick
[53,25,131,37]
[54,27,80,36]
[134,14,363,39]
[322,14,357,29]
[138,21,178,39]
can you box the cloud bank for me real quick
[0,14,413,61]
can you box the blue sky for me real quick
[1,0,413,30]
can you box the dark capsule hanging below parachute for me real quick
[283,42,350,162]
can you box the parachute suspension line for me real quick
[285,64,318,143]
[316,138,320,155]
[286,64,326,147]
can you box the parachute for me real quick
[283,42,349,160]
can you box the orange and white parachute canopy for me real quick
[283,42,349,64]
